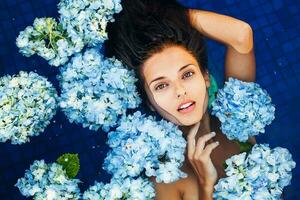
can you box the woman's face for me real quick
[142,45,210,126]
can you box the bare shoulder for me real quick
[150,166,200,200]
[150,177,182,200]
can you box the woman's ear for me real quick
[204,70,211,88]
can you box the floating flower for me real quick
[213,144,296,199]
[16,17,84,66]
[83,177,155,200]
[103,111,187,183]
[211,78,275,142]
[15,160,81,199]
[0,71,58,144]
[58,48,141,132]
[58,0,122,47]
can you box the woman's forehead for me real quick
[142,46,198,82]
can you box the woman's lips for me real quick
[177,100,195,110]
[177,102,196,113]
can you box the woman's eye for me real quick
[183,71,194,79]
[155,83,168,90]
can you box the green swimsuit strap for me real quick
[208,73,218,109]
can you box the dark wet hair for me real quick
[104,0,208,105]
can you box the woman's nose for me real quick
[175,82,187,98]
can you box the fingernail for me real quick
[211,131,216,136]
[215,141,219,145]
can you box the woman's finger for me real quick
[202,141,220,158]
[187,121,200,140]
[194,132,216,158]
[187,122,200,159]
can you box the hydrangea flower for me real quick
[0,71,58,144]
[83,177,155,200]
[16,17,84,66]
[103,111,187,183]
[15,160,81,199]
[58,48,141,132]
[58,0,122,47]
[213,144,296,199]
[211,78,275,142]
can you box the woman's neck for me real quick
[179,111,212,141]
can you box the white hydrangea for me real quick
[0,71,58,144]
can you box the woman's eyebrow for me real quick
[149,64,193,85]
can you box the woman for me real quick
[105,0,256,199]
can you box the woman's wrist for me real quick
[197,176,216,192]
[199,185,214,200]
[200,184,214,193]
[198,181,215,199]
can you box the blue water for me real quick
[0,0,299,199]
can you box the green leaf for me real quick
[56,153,80,179]
[223,161,228,169]
[237,141,254,153]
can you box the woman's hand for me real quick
[187,122,219,197]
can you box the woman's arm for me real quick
[189,9,257,150]
[188,9,256,82]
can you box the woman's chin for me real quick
[174,113,203,126]
[176,108,205,126]
[180,118,202,126]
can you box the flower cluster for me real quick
[214,144,296,199]
[103,111,187,183]
[83,177,155,200]
[16,18,83,66]
[15,160,81,199]
[16,0,123,66]
[58,0,122,47]
[0,71,58,144]
[58,48,141,132]
[211,78,275,142]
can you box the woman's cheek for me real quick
[186,78,205,96]
[154,90,174,109]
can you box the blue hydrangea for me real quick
[0,71,58,144]
[15,160,81,199]
[211,78,275,142]
[213,144,296,199]
[103,111,187,183]
[16,18,84,67]
[58,48,141,132]
[83,177,155,200]
[58,0,122,47]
